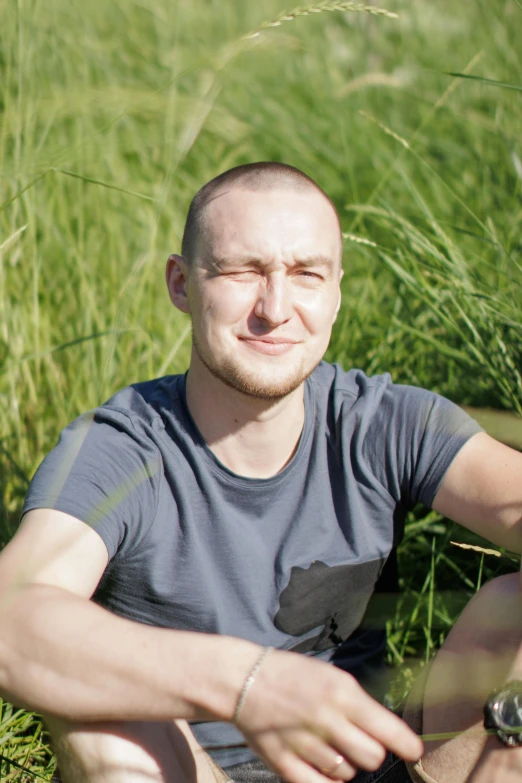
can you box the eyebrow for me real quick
[209,254,336,270]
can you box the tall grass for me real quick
[1,0,521,777]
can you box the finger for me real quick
[315,753,356,781]
[317,754,355,780]
[289,732,357,780]
[346,694,423,762]
[327,720,387,771]
[275,751,357,783]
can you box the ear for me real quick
[166,254,191,314]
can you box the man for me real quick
[0,162,521,783]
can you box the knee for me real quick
[43,716,200,783]
[43,716,225,783]
[423,574,522,716]
[448,572,522,653]
[466,573,521,623]
[475,572,520,598]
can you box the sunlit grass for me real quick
[1,0,521,777]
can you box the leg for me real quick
[406,573,522,783]
[45,715,230,783]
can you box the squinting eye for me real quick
[225,270,260,281]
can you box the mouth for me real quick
[238,337,300,356]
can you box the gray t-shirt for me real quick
[23,362,482,766]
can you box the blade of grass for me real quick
[0,170,51,213]
[53,168,158,202]
[0,753,49,781]
[444,72,522,92]
[20,329,136,362]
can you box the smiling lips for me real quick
[239,337,300,355]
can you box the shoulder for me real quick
[311,360,457,403]
[45,374,186,466]
[308,361,479,435]
[99,374,184,429]
[22,377,180,556]
[308,361,394,412]
[309,361,390,394]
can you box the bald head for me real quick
[181,162,342,265]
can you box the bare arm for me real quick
[0,508,422,783]
[0,509,260,723]
[432,432,522,552]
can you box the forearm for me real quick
[0,583,260,723]
[0,584,424,781]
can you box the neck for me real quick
[185,354,306,479]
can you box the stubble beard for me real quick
[191,323,319,400]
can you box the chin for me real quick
[193,329,322,399]
[217,357,321,399]
[226,375,301,400]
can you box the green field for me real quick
[1,0,521,778]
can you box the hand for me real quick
[235,649,423,783]
[468,744,522,782]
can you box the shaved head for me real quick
[181,162,342,265]
[167,163,344,401]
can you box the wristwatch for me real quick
[484,680,522,747]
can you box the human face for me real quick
[170,187,343,400]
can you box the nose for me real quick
[253,273,292,327]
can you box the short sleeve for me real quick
[362,383,484,509]
[22,409,161,560]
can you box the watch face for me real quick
[496,688,522,731]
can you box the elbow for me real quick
[0,583,49,708]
